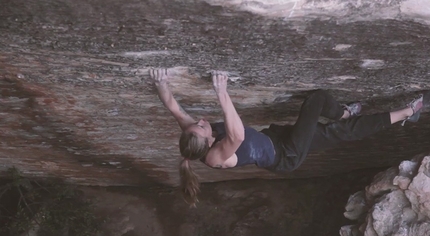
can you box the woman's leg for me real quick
[275,91,426,171]
[280,90,345,170]
[309,113,391,151]
[309,104,421,151]
[391,107,415,124]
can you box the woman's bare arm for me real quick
[205,72,244,166]
[150,68,195,131]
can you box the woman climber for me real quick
[150,68,428,206]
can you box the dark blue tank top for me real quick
[210,122,276,168]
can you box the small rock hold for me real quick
[81,163,94,167]
[360,59,385,70]
[333,44,352,51]
[389,42,412,46]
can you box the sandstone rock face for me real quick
[341,154,430,236]
[1,0,430,186]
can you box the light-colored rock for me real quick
[407,222,430,236]
[400,207,417,225]
[363,214,378,236]
[392,222,430,236]
[405,156,430,221]
[393,160,420,190]
[371,190,410,236]
[393,176,412,191]
[342,155,430,236]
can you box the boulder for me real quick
[1,0,430,186]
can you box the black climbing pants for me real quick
[261,90,392,172]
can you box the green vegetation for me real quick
[0,168,101,236]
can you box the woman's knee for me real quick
[307,89,329,100]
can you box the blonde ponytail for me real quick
[179,131,209,207]
[179,158,200,207]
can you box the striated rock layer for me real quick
[1,0,430,186]
[341,154,430,236]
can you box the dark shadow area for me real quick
[99,167,386,236]
[0,168,102,236]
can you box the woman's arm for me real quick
[205,72,245,166]
[150,68,196,131]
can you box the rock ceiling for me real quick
[1,0,429,186]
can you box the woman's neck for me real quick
[208,131,217,147]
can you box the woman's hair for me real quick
[179,131,210,207]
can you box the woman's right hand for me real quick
[150,68,169,87]
[212,71,228,94]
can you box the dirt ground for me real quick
[81,167,384,236]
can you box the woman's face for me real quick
[186,119,212,139]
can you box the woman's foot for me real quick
[341,102,362,119]
[401,94,424,126]
[397,90,430,126]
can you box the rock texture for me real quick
[341,154,430,236]
[1,0,430,186]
